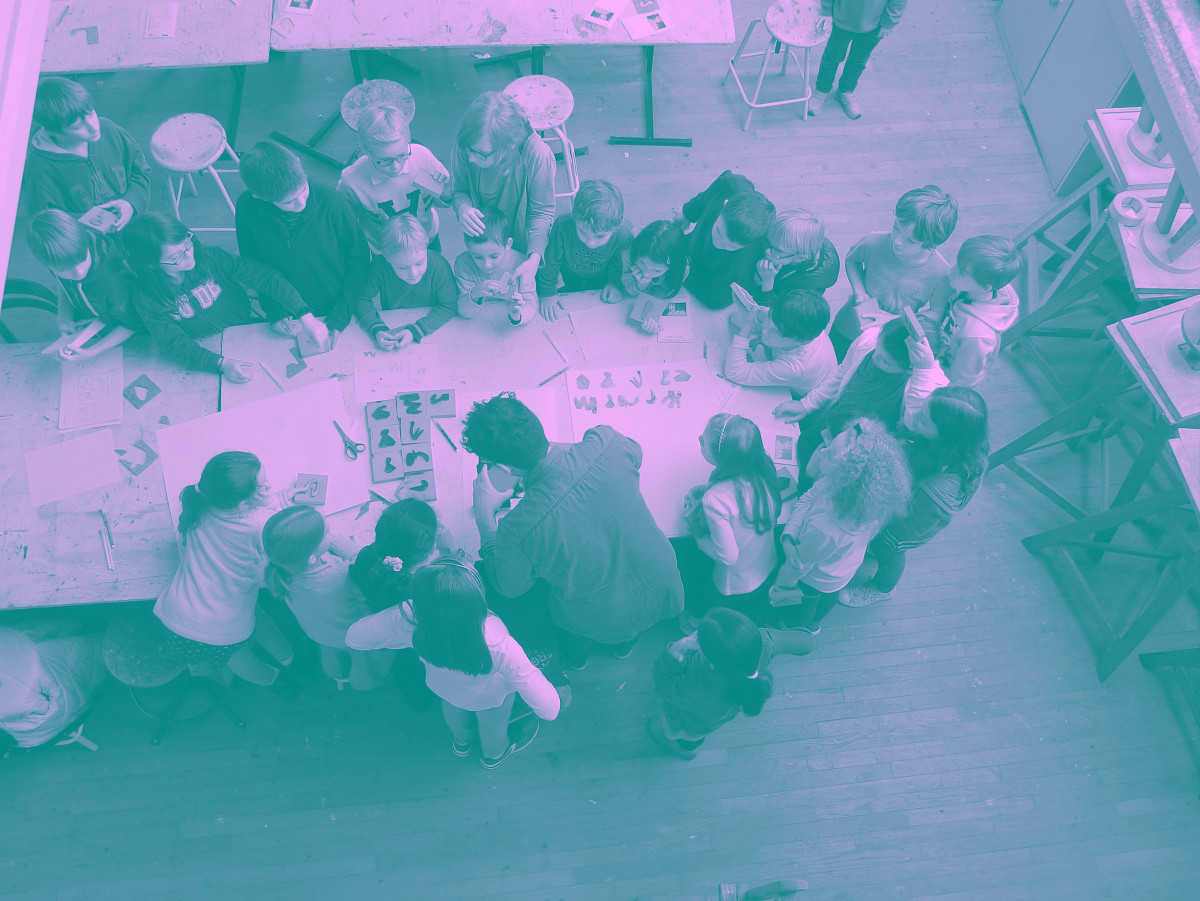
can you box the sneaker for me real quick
[481,718,539,768]
[840,586,891,608]
[808,89,829,116]
[646,716,700,760]
[836,91,862,119]
[610,640,636,660]
[451,738,474,757]
[561,645,589,671]
[797,623,821,636]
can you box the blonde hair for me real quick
[27,210,92,269]
[357,105,411,146]
[767,209,824,261]
[380,213,429,256]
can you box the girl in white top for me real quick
[682,415,783,622]
[263,505,392,692]
[347,559,561,768]
[153,451,293,686]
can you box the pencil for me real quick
[538,365,570,387]
[433,420,458,451]
[98,510,114,547]
[259,362,286,392]
[99,529,115,571]
[54,5,70,28]
[543,330,567,363]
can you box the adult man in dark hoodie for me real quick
[235,140,370,333]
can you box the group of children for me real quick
[17,73,1020,763]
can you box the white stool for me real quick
[150,114,240,232]
[724,0,829,131]
[340,79,416,130]
[504,75,580,200]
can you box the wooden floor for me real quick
[6,1,1200,899]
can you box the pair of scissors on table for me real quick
[334,421,366,460]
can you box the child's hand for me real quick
[271,317,302,337]
[539,294,565,323]
[906,333,937,370]
[670,208,690,233]
[374,328,400,351]
[773,400,807,423]
[816,15,832,36]
[756,257,780,292]
[58,343,99,362]
[220,358,255,383]
[458,205,486,237]
[327,534,358,560]
[300,314,331,352]
[639,312,663,334]
[600,284,623,304]
[878,25,893,39]
[104,200,136,230]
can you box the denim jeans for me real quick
[815,25,883,94]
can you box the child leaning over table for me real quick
[918,235,1021,389]
[829,184,957,359]
[20,77,151,234]
[337,105,452,254]
[263,505,393,691]
[26,209,142,360]
[747,208,841,306]
[353,213,458,351]
[604,219,690,334]
[725,288,837,398]
[536,179,632,319]
[454,206,540,327]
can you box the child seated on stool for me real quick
[236,140,371,334]
[604,220,690,334]
[337,105,451,255]
[536,179,632,320]
[263,505,393,691]
[830,185,957,359]
[749,209,841,305]
[679,170,776,310]
[454,206,539,327]
[124,212,326,383]
[26,210,141,360]
[725,289,836,397]
[20,77,151,234]
[919,236,1021,388]
[354,213,458,351]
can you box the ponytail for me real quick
[177,450,262,538]
[697,607,774,717]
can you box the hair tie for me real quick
[747,669,759,680]
[382,556,404,573]
[717,416,731,456]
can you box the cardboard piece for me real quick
[400,412,431,445]
[369,426,399,452]
[426,389,456,418]
[118,439,159,476]
[397,470,436,501]
[401,444,433,473]
[295,328,335,359]
[290,473,328,506]
[371,452,404,484]
[122,374,161,410]
[25,429,121,507]
[365,399,397,428]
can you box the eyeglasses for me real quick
[162,232,194,267]
[372,151,411,167]
[467,145,500,163]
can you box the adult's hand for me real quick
[458,204,486,237]
[472,466,512,534]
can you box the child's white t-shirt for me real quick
[283,557,373,649]
[337,144,449,253]
[700,480,781,596]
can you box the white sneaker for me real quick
[836,90,862,119]
[808,89,829,116]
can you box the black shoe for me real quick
[481,718,539,768]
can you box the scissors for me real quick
[333,420,366,460]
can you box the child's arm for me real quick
[696,490,741,567]
[345,605,415,651]
[681,170,743,225]
[499,635,561,720]
[234,198,265,264]
[601,227,634,302]
[134,294,224,374]
[478,533,537,600]
[449,145,484,236]
[55,284,75,335]
[900,334,950,429]
[100,122,152,228]
[843,236,872,304]
[406,253,459,342]
[69,324,136,360]
[353,262,389,343]
[217,248,308,321]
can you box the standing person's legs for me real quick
[475,565,566,683]
[815,25,855,94]
[474,692,517,760]
[557,627,594,670]
[349,648,395,691]
[441,700,477,751]
[870,534,909,593]
[760,626,817,662]
[837,28,884,93]
[252,608,294,666]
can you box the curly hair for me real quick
[816,418,912,531]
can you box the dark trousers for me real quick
[555,628,636,667]
[474,564,569,685]
[869,533,909,593]
[773,583,840,629]
[672,535,778,626]
[815,25,883,94]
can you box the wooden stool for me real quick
[723,0,828,131]
[340,79,416,132]
[150,114,240,233]
[504,75,580,200]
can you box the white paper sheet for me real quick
[25,429,121,507]
[569,302,658,362]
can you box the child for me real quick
[451,92,557,292]
[647,608,774,760]
[337,105,451,254]
[603,220,689,334]
[26,209,141,359]
[829,185,957,359]
[680,415,782,625]
[750,209,841,304]
[235,140,371,333]
[725,289,836,397]
[536,180,632,320]
[20,77,151,231]
[263,505,392,691]
[847,388,989,606]
[919,236,1022,388]
[453,206,539,327]
[768,419,911,632]
[153,451,294,687]
[124,212,327,382]
[353,214,458,350]
[679,171,776,310]
[811,0,908,119]
[347,558,560,768]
